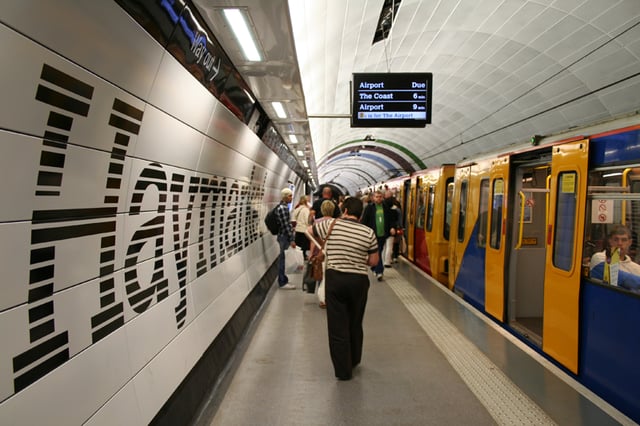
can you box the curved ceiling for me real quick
[196,0,640,196]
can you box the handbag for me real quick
[306,219,337,282]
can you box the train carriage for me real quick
[407,165,455,286]
[441,118,640,422]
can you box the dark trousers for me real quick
[372,236,386,274]
[325,269,370,379]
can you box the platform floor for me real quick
[193,259,634,426]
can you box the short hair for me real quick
[609,224,632,238]
[342,196,363,219]
[320,200,335,217]
[281,188,292,199]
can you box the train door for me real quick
[414,177,432,274]
[449,166,470,287]
[401,179,411,257]
[542,140,589,374]
[506,152,551,347]
[406,176,419,261]
[485,157,509,321]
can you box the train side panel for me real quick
[578,127,640,421]
[450,161,491,307]
[412,166,454,284]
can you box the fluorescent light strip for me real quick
[272,102,287,118]
[223,9,262,61]
[289,134,298,144]
[296,150,304,156]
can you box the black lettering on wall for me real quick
[13,64,95,392]
[92,98,143,343]
[170,173,196,329]
[12,63,269,397]
[125,164,169,313]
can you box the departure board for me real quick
[351,72,432,128]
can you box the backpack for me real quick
[264,205,280,235]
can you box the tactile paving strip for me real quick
[385,269,556,425]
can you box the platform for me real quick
[193,259,633,426]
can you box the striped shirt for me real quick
[313,218,378,275]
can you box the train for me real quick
[382,114,640,422]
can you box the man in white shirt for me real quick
[590,224,640,292]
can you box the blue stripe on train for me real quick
[453,222,486,310]
[580,281,640,423]
[590,128,640,166]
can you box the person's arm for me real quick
[619,270,640,290]
[367,250,379,267]
[590,262,605,280]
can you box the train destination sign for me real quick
[351,72,433,128]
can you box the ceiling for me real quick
[194,0,640,196]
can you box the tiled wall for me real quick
[0,1,298,424]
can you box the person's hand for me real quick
[290,241,297,248]
[390,228,396,236]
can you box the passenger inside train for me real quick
[585,166,640,293]
[589,225,640,292]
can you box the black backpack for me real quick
[264,205,280,235]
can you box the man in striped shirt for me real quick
[311,197,378,380]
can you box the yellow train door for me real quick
[485,157,509,321]
[542,140,589,374]
[406,176,418,261]
[449,166,470,288]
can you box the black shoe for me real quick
[337,375,352,381]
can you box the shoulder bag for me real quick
[306,219,337,281]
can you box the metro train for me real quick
[383,114,640,422]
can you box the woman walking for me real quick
[309,197,378,380]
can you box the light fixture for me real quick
[296,150,304,156]
[272,101,287,118]
[289,134,298,144]
[222,8,262,61]
[302,160,309,168]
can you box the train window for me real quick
[426,185,435,232]
[444,179,454,240]
[457,181,468,242]
[490,179,504,249]
[584,167,640,293]
[416,184,426,229]
[477,179,490,247]
[553,171,578,271]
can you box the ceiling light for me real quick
[272,102,287,118]
[302,160,309,168]
[296,150,304,156]
[289,134,299,144]
[222,8,262,61]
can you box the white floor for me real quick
[194,260,630,426]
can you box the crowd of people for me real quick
[273,184,403,381]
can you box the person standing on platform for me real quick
[310,186,340,221]
[361,189,397,280]
[382,191,402,267]
[309,199,337,308]
[292,195,311,260]
[310,196,378,380]
[277,188,296,289]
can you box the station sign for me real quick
[351,72,433,128]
